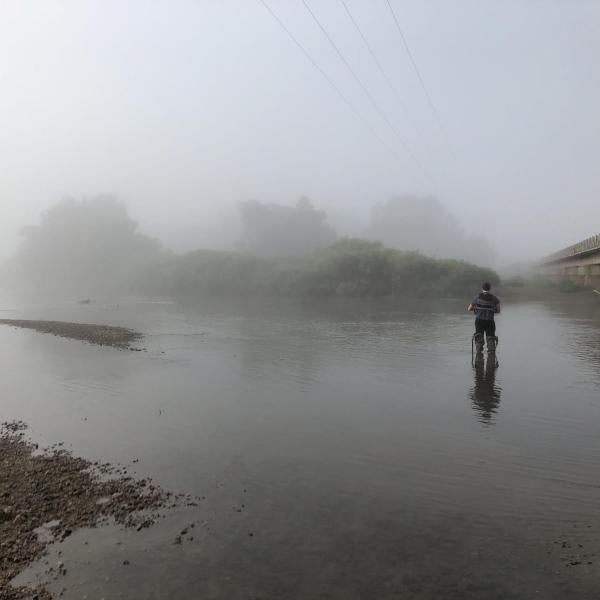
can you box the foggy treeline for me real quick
[2,196,498,302]
[3,198,162,299]
[367,196,494,266]
[237,196,336,257]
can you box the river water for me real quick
[2,296,600,599]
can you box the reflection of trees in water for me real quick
[234,316,324,393]
[470,357,502,425]
[233,303,454,392]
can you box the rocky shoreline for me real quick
[0,422,180,600]
[0,319,141,348]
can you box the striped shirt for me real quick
[472,293,500,321]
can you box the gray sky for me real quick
[1,0,598,264]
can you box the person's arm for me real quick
[467,303,474,312]
[495,301,501,314]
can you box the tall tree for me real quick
[238,197,336,257]
[367,195,494,265]
[13,196,162,298]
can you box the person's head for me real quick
[482,282,491,293]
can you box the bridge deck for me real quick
[541,233,600,264]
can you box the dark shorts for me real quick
[475,319,496,337]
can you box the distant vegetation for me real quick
[499,272,593,299]
[502,275,526,287]
[3,197,500,301]
[503,274,587,294]
[366,195,495,266]
[165,238,499,298]
[5,197,162,299]
[237,196,336,257]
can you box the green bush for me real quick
[163,238,499,299]
[557,278,585,293]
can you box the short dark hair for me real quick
[482,282,491,291]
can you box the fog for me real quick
[4,5,600,598]
[1,0,599,266]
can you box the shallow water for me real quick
[3,296,600,599]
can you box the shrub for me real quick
[165,238,499,299]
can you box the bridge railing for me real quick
[541,233,600,264]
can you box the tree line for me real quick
[2,196,499,301]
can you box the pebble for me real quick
[0,420,178,600]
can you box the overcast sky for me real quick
[1,0,598,264]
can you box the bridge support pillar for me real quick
[540,234,600,288]
[585,265,600,289]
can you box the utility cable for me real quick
[301,0,431,180]
[339,0,426,146]
[257,0,428,181]
[385,0,456,157]
[258,0,408,163]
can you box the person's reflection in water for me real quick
[470,356,502,425]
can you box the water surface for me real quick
[3,297,600,599]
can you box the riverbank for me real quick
[499,284,600,303]
[0,422,182,600]
[0,319,141,348]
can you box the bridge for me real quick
[540,233,600,288]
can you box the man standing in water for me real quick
[468,282,500,354]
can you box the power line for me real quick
[338,0,425,146]
[300,0,430,179]
[385,0,456,157]
[257,0,408,165]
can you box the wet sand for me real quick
[0,320,141,348]
[0,422,174,600]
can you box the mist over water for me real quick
[1,2,600,599]
[2,298,600,598]
[1,195,501,304]
[1,1,599,266]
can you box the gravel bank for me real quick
[0,422,175,599]
[0,319,141,348]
